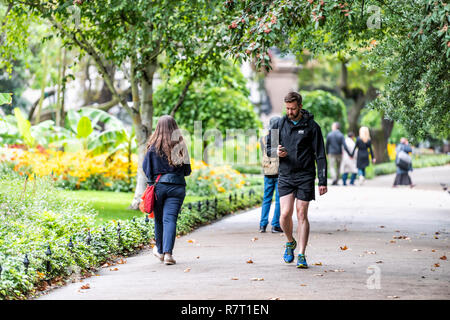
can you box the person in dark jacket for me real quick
[266,91,327,269]
[350,126,376,185]
[142,115,191,265]
[326,122,352,185]
[393,137,415,187]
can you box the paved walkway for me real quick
[37,166,450,300]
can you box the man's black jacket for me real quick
[266,110,327,186]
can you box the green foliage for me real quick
[13,107,35,147]
[154,59,262,136]
[301,90,348,137]
[0,93,12,105]
[224,0,450,140]
[0,173,262,299]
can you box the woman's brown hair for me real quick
[146,115,189,166]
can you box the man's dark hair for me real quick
[348,131,355,138]
[284,91,302,107]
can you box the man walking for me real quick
[259,116,283,233]
[326,122,352,185]
[266,91,327,269]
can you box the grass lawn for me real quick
[59,190,206,225]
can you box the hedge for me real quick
[0,174,263,300]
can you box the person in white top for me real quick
[340,132,358,186]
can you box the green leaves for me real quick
[0,93,12,106]
[76,116,93,139]
[13,108,35,147]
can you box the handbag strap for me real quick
[155,174,162,184]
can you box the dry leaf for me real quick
[440,255,447,260]
[390,240,396,243]
[300,284,307,287]
[80,284,90,290]
[376,261,383,264]
[196,256,200,259]
[117,259,127,264]
[231,277,239,280]
[340,245,348,250]
[187,239,195,243]
[251,237,258,242]
[251,277,264,281]
[431,249,436,252]
[379,226,385,228]
[110,267,119,271]
[412,249,422,252]
[434,263,440,268]
[313,262,323,266]
[393,235,408,239]
[313,274,323,277]
[387,295,399,299]
[269,297,280,300]
[246,259,254,264]
[184,268,191,273]
[434,236,439,239]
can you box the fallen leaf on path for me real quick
[390,240,396,243]
[393,235,409,239]
[387,295,399,299]
[251,277,264,281]
[434,236,439,239]
[117,259,127,264]
[313,262,322,266]
[434,263,440,268]
[246,259,254,264]
[110,268,119,271]
[80,284,90,290]
[376,261,383,264]
[412,249,422,252]
[395,230,400,233]
[313,274,323,277]
[187,239,195,243]
[184,268,191,273]
[196,256,200,259]
[251,237,258,242]
[440,255,447,260]
[300,284,307,286]
[340,245,348,250]
[435,232,440,235]
[379,226,385,228]
[431,249,436,252]
[269,297,280,300]
[231,277,239,280]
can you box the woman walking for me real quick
[393,137,415,188]
[142,115,191,265]
[351,126,376,185]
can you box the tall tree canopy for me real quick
[224,0,449,140]
[1,0,230,208]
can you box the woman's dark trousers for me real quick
[154,183,186,255]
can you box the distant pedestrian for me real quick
[340,132,358,186]
[142,115,192,265]
[259,116,282,233]
[326,122,352,185]
[393,137,415,188]
[350,126,376,185]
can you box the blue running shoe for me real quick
[296,254,308,269]
[283,239,297,263]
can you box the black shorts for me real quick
[278,175,315,201]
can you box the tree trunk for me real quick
[129,61,157,210]
[371,117,394,163]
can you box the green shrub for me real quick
[0,174,262,300]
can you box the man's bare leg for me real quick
[296,200,310,255]
[280,193,295,242]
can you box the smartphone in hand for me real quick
[279,146,287,152]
